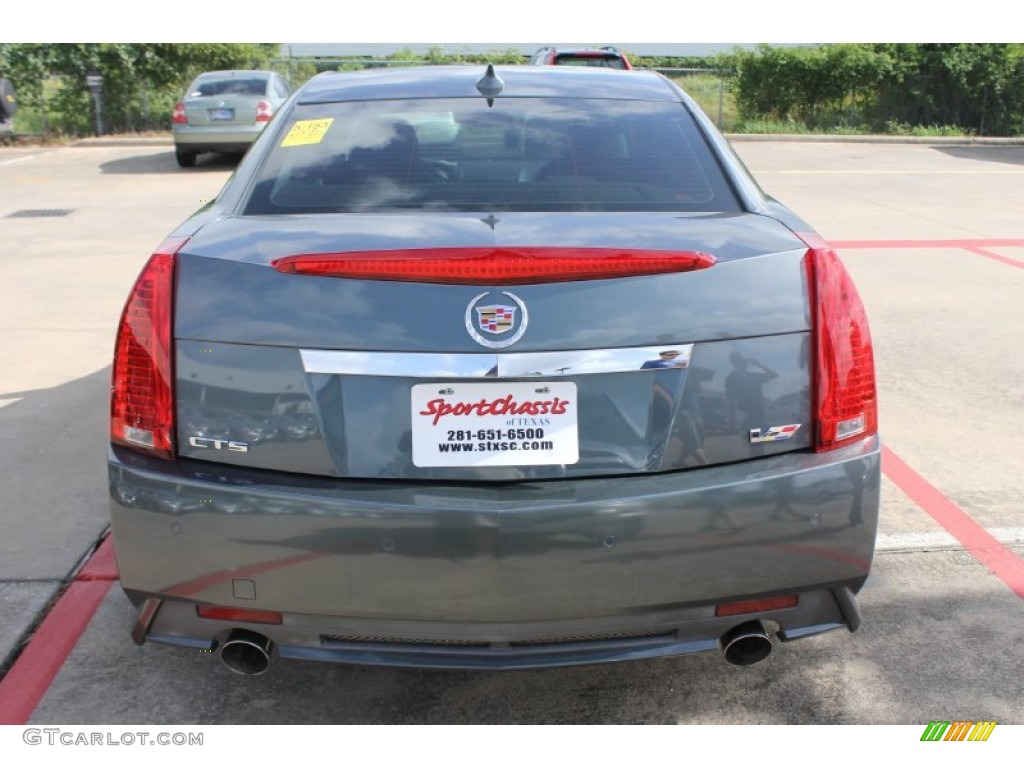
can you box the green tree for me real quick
[728,43,1024,136]
[0,43,278,134]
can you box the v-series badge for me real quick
[188,437,249,452]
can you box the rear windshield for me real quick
[243,98,739,214]
[553,54,628,69]
[189,77,268,97]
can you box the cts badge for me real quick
[188,437,249,452]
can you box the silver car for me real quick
[110,65,880,675]
[171,70,291,167]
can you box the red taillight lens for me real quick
[271,247,716,285]
[196,605,283,625]
[110,237,187,459]
[800,232,878,451]
[171,102,188,124]
[255,100,273,122]
[716,595,799,617]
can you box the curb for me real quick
[72,137,173,147]
[4,129,1013,148]
[725,133,1024,146]
[0,534,117,725]
[63,134,1024,148]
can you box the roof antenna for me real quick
[476,64,504,108]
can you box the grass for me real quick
[730,117,979,138]
[662,72,984,137]
[882,121,977,137]
[666,74,738,130]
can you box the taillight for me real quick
[271,247,716,285]
[800,232,878,451]
[110,237,187,459]
[171,102,188,124]
[255,100,273,122]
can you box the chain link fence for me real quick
[260,61,737,131]
[7,60,735,138]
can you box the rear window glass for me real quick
[553,54,628,69]
[189,77,268,97]
[243,98,739,215]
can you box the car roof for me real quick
[545,47,625,55]
[297,65,676,104]
[192,70,275,80]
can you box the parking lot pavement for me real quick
[1,141,1022,725]
[0,146,236,687]
[22,543,1024,725]
[0,583,59,667]
[737,141,1024,240]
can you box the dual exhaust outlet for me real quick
[216,621,773,675]
[220,629,274,676]
[719,620,774,666]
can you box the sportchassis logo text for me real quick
[419,393,570,426]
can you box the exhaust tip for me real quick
[719,621,773,666]
[220,629,274,676]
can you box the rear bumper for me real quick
[109,436,880,668]
[172,124,264,152]
[134,585,860,670]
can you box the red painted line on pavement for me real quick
[831,238,1024,249]
[961,246,1024,269]
[0,536,118,725]
[882,446,1024,599]
[831,238,1024,270]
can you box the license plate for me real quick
[411,382,578,467]
[209,108,234,121]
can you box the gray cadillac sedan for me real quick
[109,65,880,675]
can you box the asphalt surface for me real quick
[0,139,1021,726]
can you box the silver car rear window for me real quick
[189,77,268,97]
[552,54,629,69]
[243,98,740,214]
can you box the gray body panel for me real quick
[296,66,677,105]
[173,211,814,480]
[110,436,878,639]
[176,250,806,350]
[175,332,812,479]
[174,213,807,351]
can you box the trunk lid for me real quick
[174,212,813,480]
[183,94,262,127]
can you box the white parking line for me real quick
[876,528,1024,551]
[0,155,40,166]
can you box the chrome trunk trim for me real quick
[300,344,694,379]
